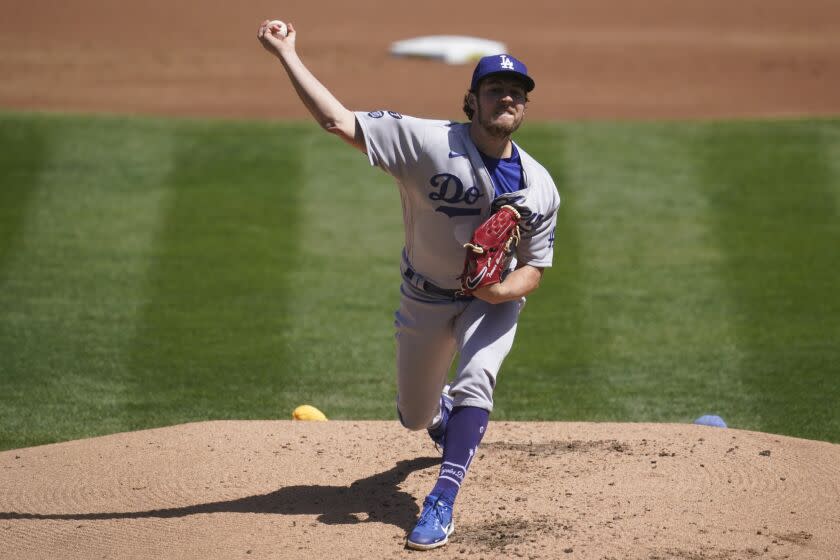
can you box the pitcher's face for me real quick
[472,76,528,138]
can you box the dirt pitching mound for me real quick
[1,421,838,559]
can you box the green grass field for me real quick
[1,111,838,450]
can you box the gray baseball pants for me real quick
[394,280,524,430]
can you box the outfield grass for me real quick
[0,112,838,449]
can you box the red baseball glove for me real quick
[459,205,521,295]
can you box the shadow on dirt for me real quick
[0,456,440,532]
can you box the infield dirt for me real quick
[2,0,840,120]
[2,1,840,558]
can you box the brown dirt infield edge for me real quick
[3,1,840,559]
[1,0,839,120]
[1,421,839,559]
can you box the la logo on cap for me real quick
[470,53,535,92]
[500,55,515,70]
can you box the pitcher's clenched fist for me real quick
[257,19,295,58]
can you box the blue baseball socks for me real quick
[429,406,490,505]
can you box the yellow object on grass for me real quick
[292,404,327,421]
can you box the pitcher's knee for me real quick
[451,365,496,408]
[397,404,435,431]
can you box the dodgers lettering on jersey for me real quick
[355,111,561,290]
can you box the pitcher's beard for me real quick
[485,121,519,138]
[477,105,523,138]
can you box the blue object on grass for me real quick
[693,415,727,428]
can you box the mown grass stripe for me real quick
[124,120,307,428]
[697,119,840,441]
[281,131,405,419]
[0,114,174,448]
[511,122,757,424]
[0,115,47,280]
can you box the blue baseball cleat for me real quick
[406,495,455,550]
[427,385,453,451]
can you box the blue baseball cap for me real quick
[470,54,535,92]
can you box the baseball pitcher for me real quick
[258,19,560,551]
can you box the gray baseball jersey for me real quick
[354,111,560,290]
